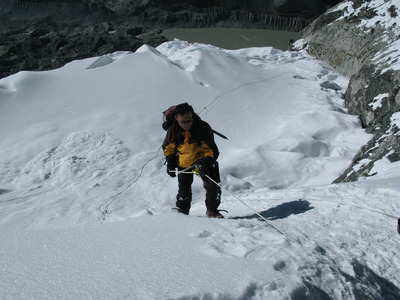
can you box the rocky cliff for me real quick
[0,0,168,79]
[103,0,337,29]
[297,0,400,182]
[2,0,339,28]
[0,0,340,79]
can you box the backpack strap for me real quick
[212,129,228,140]
[167,128,175,144]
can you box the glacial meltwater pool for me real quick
[163,28,299,50]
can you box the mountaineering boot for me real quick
[175,195,191,216]
[177,208,189,215]
[206,209,226,219]
[172,207,190,215]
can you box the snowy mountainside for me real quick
[0,41,370,228]
[0,40,399,299]
[298,0,400,183]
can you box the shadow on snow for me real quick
[231,199,314,221]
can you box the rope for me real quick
[178,166,300,244]
[100,74,291,218]
[203,173,300,244]
[147,175,171,213]
[99,146,163,217]
[198,72,290,115]
[304,196,399,220]
[223,195,400,220]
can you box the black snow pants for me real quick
[176,162,221,213]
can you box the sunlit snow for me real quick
[1,40,399,299]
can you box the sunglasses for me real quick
[180,119,193,125]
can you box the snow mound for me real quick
[15,130,130,188]
[0,40,373,228]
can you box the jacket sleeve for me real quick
[200,122,219,160]
[162,127,177,162]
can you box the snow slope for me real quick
[1,40,399,299]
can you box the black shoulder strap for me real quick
[213,129,228,140]
[167,127,175,144]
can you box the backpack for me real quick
[162,105,177,131]
[162,106,228,140]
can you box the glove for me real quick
[166,155,177,178]
[201,156,215,177]
[167,164,176,177]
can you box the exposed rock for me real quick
[334,112,400,183]
[320,81,342,91]
[297,0,400,182]
[0,21,167,78]
[105,0,321,30]
[1,0,341,30]
[0,0,340,79]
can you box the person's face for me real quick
[175,111,193,131]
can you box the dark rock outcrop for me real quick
[0,21,166,77]
[0,0,340,79]
[298,0,400,182]
[2,0,339,26]
[0,1,169,78]
[105,0,336,29]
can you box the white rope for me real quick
[203,174,299,244]
[99,147,163,218]
[177,169,297,241]
[304,196,399,220]
[147,175,172,213]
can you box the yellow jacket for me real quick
[162,116,219,168]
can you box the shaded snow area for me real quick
[1,40,399,299]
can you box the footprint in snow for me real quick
[273,260,288,271]
[193,230,213,238]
